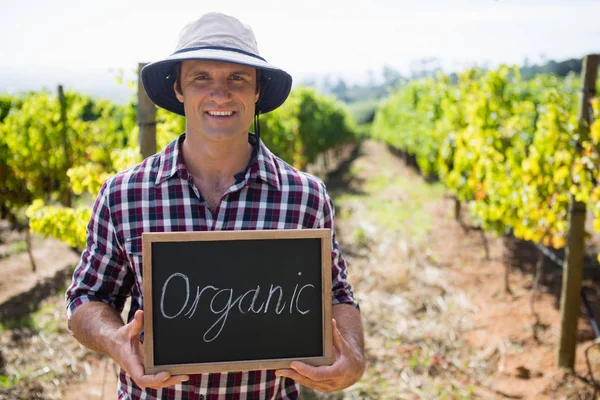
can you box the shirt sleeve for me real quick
[65,180,134,325]
[318,187,359,309]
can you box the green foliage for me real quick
[372,66,597,248]
[128,107,186,153]
[0,374,20,389]
[26,145,140,249]
[157,108,186,150]
[294,87,357,166]
[0,89,140,246]
[0,94,22,123]
[589,99,600,238]
[346,99,380,125]
[372,75,451,178]
[261,91,303,167]
[1,86,355,250]
[0,90,134,217]
[261,87,357,169]
[26,200,91,249]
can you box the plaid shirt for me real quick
[66,134,357,400]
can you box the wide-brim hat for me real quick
[141,12,292,116]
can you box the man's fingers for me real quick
[112,310,189,389]
[158,374,189,388]
[275,368,296,379]
[128,360,189,389]
[127,358,145,379]
[276,368,336,392]
[331,319,347,352]
[153,371,172,382]
[128,310,144,338]
[135,372,189,389]
[288,361,342,382]
[276,368,316,384]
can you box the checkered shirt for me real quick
[66,134,358,400]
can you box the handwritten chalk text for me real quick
[159,272,315,342]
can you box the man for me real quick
[66,12,365,399]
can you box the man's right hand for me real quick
[108,309,189,390]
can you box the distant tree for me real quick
[553,59,582,77]
[321,74,333,94]
[367,69,376,87]
[410,57,441,79]
[520,58,582,79]
[382,65,403,88]
[300,77,317,88]
[330,78,349,101]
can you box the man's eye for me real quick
[230,75,243,81]
[195,75,209,80]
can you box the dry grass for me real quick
[341,232,482,399]
[302,141,489,399]
[0,295,98,400]
[4,140,598,399]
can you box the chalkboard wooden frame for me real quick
[142,229,333,375]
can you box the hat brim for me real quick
[141,49,292,116]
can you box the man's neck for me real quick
[181,133,253,187]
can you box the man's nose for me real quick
[209,80,232,103]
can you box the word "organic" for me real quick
[160,272,316,342]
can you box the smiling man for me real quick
[66,12,365,399]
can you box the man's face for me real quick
[174,60,259,143]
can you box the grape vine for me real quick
[373,66,598,248]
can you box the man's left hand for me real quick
[275,319,365,392]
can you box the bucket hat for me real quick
[141,12,292,116]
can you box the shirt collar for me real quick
[250,138,281,190]
[155,134,186,186]
[155,133,281,190]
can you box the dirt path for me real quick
[0,233,79,307]
[310,140,598,399]
[2,139,599,399]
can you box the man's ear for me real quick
[174,80,184,103]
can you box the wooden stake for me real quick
[531,246,544,343]
[25,225,37,273]
[454,197,461,222]
[557,54,599,369]
[137,63,157,159]
[57,85,72,207]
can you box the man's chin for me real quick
[201,130,248,143]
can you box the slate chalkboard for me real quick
[142,229,333,375]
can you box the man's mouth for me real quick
[207,111,234,117]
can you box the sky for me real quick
[1,0,598,102]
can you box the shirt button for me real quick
[199,396,204,400]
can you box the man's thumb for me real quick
[129,309,144,337]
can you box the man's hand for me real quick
[275,318,365,392]
[107,310,189,390]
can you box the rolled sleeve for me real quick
[66,181,133,323]
[318,187,359,310]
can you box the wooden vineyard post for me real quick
[557,54,598,369]
[454,197,461,222]
[57,85,72,207]
[138,62,157,159]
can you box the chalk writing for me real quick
[160,272,315,342]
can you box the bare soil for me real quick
[0,224,79,308]
[1,139,599,399]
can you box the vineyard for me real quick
[373,66,600,248]
[0,86,357,249]
[2,56,600,398]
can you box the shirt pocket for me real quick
[123,236,144,295]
